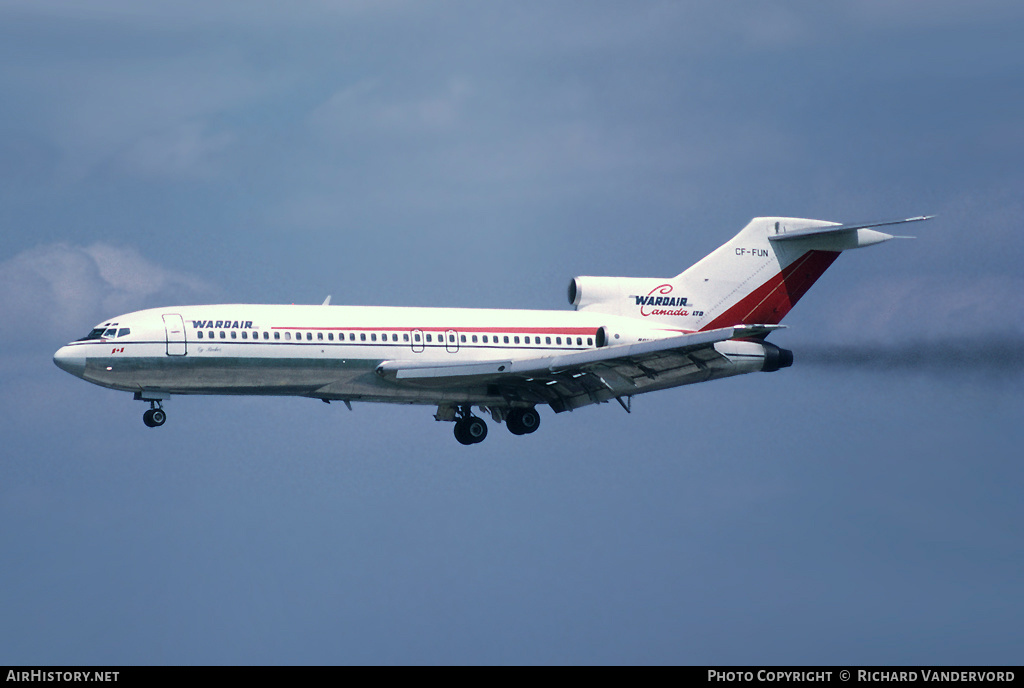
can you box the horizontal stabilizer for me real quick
[768,215,933,242]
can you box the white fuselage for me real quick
[53,303,723,407]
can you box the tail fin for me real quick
[570,216,929,331]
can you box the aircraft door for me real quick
[162,314,187,356]
[445,329,459,353]
[411,329,424,354]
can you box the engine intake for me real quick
[568,275,667,311]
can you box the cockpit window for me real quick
[103,328,118,338]
[117,328,130,337]
[77,328,108,341]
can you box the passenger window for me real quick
[576,337,582,345]
[503,336,509,344]
[546,336,551,344]
[220,331,226,339]
[231,331,237,339]
[472,335,478,343]
[274,332,280,340]
[241,331,247,339]
[371,333,377,342]
[556,337,562,345]
[482,335,488,343]
[587,337,593,346]
[349,333,355,341]
[360,333,366,341]
[285,332,291,340]
[426,334,432,342]
[414,333,421,342]
[197,331,203,339]
[514,336,520,344]
[306,332,312,341]
[450,334,456,343]
[404,333,409,342]
[460,335,466,343]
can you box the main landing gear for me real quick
[454,407,488,445]
[506,407,540,436]
[449,405,541,445]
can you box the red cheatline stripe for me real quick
[701,250,840,331]
[270,326,598,334]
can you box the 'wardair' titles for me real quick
[192,320,253,329]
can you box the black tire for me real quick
[507,408,540,435]
[507,413,525,435]
[464,416,488,443]
[517,407,540,434]
[454,419,475,445]
[143,409,156,427]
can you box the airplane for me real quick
[53,215,930,444]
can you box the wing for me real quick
[375,324,783,413]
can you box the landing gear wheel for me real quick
[507,407,540,435]
[143,408,166,428]
[454,416,488,445]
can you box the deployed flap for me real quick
[376,324,783,382]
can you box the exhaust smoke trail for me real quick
[791,336,1024,379]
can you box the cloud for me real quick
[115,121,235,180]
[0,243,218,343]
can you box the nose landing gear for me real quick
[142,400,166,427]
[142,404,166,427]
[135,392,169,428]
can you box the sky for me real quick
[1,1,1022,665]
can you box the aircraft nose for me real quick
[53,346,87,378]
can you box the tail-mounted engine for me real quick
[568,275,669,314]
[761,342,794,372]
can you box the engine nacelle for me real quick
[761,342,794,372]
[568,275,667,312]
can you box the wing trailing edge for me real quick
[376,324,784,382]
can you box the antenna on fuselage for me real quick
[321,295,332,306]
